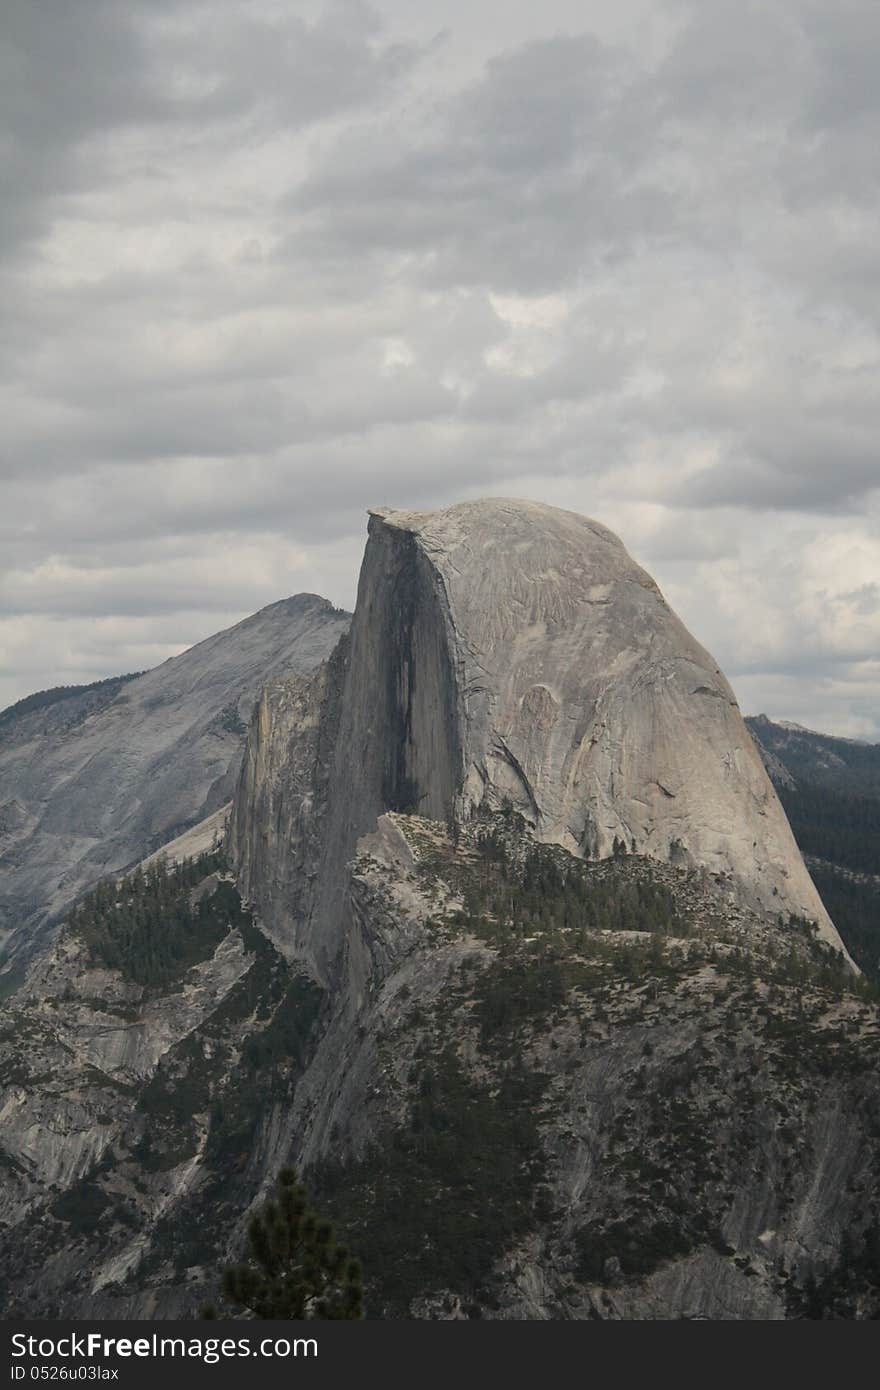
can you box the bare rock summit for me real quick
[231,498,848,973]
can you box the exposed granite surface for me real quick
[230,501,848,974]
[0,595,349,974]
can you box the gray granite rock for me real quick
[230,499,848,974]
[0,594,350,973]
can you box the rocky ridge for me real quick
[0,594,350,977]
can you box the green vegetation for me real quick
[475,952,567,1043]
[134,954,323,1176]
[747,717,880,981]
[315,1045,547,1316]
[8,793,880,1319]
[791,1226,880,1318]
[576,1217,695,1284]
[206,1170,362,1320]
[216,701,246,736]
[446,819,684,941]
[779,782,880,877]
[203,972,324,1173]
[0,672,143,731]
[747,717,880,801]
[68,849,236,989]
[781,780,880,983]
[808,863,880,983]
[314,814,880,1315]
[0,846,332,1309]
[121,873,327,1282]
[50,1182,111,1234]
[313,820,713,1309]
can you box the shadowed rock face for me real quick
[230,521,464,980]
[229,499,849,974]
[0,594,350,972]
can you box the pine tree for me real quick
[204,1170,363,1320]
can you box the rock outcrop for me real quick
[230,500,848,973]
[0,846,322,1317]
[0,594,350,976]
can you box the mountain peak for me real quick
[0,594,351,970]
[231,498,850,975]
[369,496,634,563]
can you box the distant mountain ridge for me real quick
[764,718,870,748]
[747,714,880,979]
[747,715,880,791]
[0,672,145,732]
[0,594,351,977]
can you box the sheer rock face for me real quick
[230,499,847,973]
[229,639,348,969]
[229,518,466,981]
[0,594,350,972]
[370,500,843,950]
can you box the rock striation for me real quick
[229,500,849,973]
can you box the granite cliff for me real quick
[229,500,848,977]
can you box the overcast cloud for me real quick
[1,0,878,737]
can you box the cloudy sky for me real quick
[2,0,878,737]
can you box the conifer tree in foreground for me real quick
[204,1169,363,1320]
